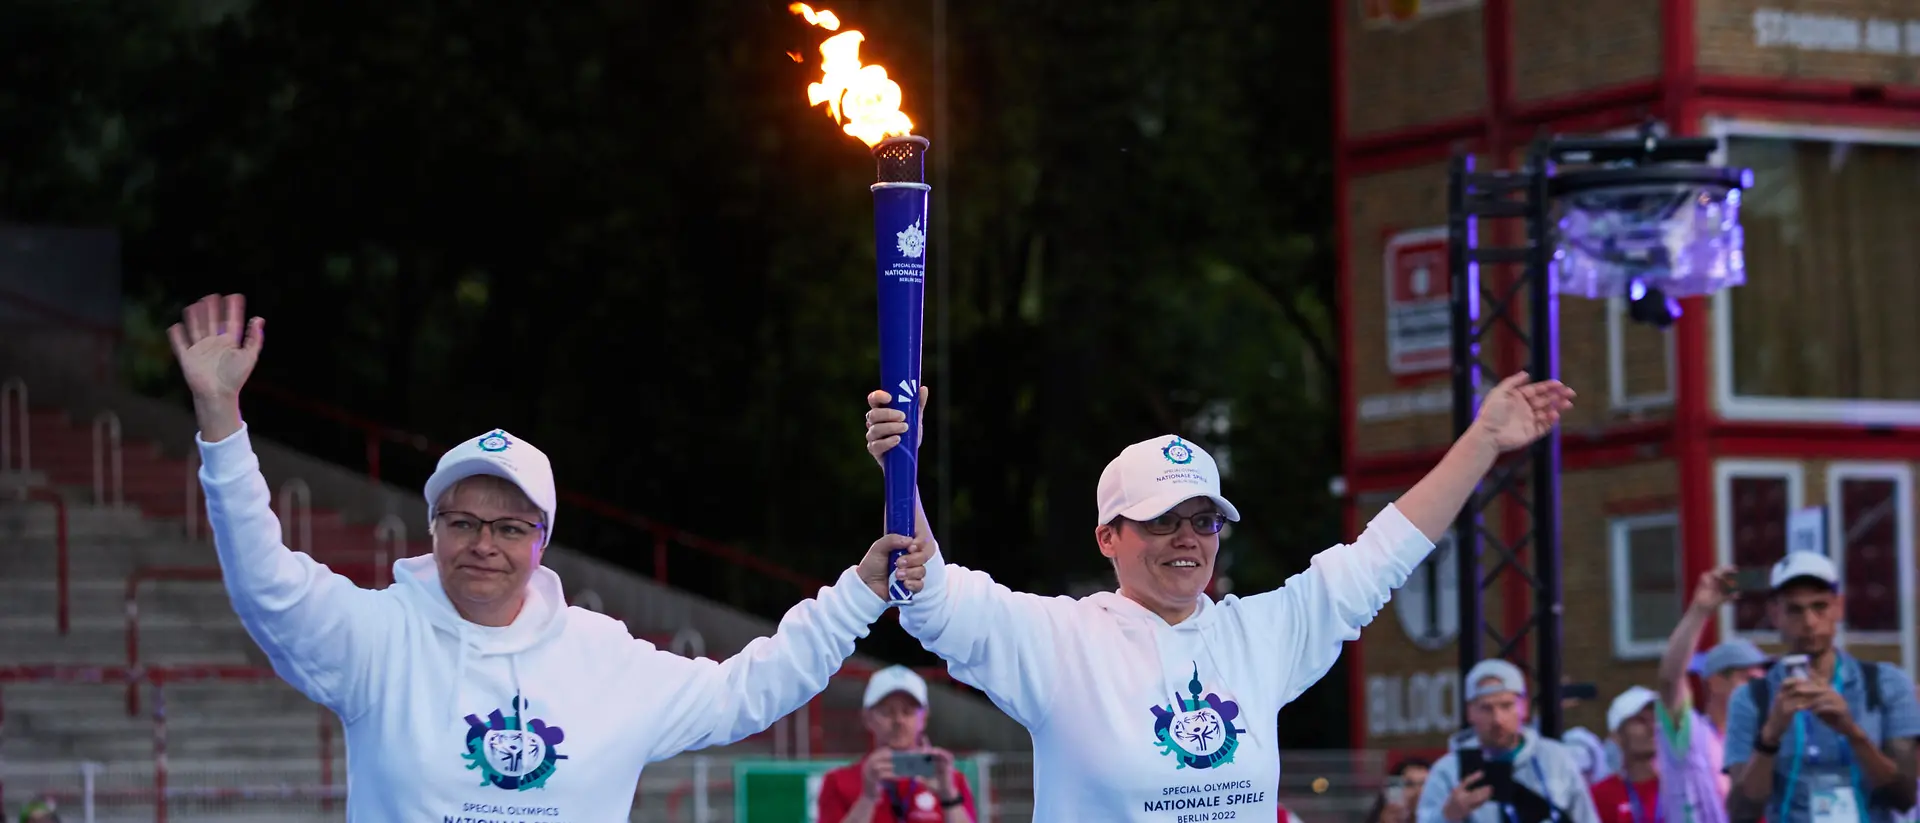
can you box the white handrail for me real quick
[373,514,407,588]
[93,411,123,509]
[184,451,202,540]
[1,377,29,475]
[277,478,312,555]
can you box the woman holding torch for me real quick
[169,293,932,819]
[861,374,1574,820]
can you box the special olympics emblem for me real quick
[1162,438,1194,465]
[479,430,513,453]
[896,220,926,259]
[461,696,567,790]
[1150,666,1244,770]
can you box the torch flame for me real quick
[789,4,914,148]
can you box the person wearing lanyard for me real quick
[1416,660,1602,823]
[1725,552,1920,823]
[1592,687,1663,823]
[816,666,977,823]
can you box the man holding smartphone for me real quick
[1416,660,1601,823]
[1725,552,1920,823]
[816,666,977,823]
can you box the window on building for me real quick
[1719,464,1801,633]
[1830,466,1911,637]
[1611,513,1683,658]
[1719,131,1920,421]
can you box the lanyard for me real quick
[1779,663,1867,823]
[1628,782,1661,823]
[1500,758,1558,823]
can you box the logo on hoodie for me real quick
[462,696,567,790]
[1162,438,1195,465]
[1151,666,1244,770]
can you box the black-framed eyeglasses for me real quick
[1131,511,1228,536]
[435,511,545,545]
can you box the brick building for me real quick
[1336,0,1920,759]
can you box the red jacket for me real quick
[815,755,978,823]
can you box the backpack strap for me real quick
[1864,660,1883,714]
[1747,677,1772,722]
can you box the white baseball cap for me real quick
[1095,435,1241,527]
[1770,550,1839,591]
[423,429,558,545]
[1606,686,1658,734]
[862,665,929,709]
[1464,659,1528,700]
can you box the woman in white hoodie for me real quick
[862,374,1574,821]
[168,293,930,820]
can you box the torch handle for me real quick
[872,178,931,605]
[883,428,918,603]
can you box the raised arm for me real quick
[1234,373,1571,702]
[642,536,924,760]
[171,294,393,720]
[1658,569,1731,711]
[863,390,1070,728]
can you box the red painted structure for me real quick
[1335,0,1920,749]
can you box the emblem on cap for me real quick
[1162,437,1194,465]
[478,430,512,453]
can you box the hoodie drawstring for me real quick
[451,624,470,727]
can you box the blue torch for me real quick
[872,135,930,604]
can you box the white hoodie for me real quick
[898,503,1435,820]
[200,426,888,821]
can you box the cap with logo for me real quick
[862,665,930,710]
[1769,550,1839,592]
[1096,435,1242,526]
[1606,686,1658,734]
[1464,658,1528,700]
[422,429,558,546]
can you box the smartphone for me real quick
[1734,568,1771,594]
[1781,653,1812,681]
[1562,682,1599,701]
[893,752,939,779]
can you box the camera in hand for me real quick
[1781,654,1812,681]
[892,752,939,779]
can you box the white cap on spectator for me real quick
[1464,659,1528,700]
[1606,686,1658,734]
[862,665,929,709]
[1770,551,1839,592]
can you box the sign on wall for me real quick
[1385,227,1453,375]
[1394,534,1460,650]
[1751,8,1920,56]
[1359,0,1483,30]
[1367,669,1462,739]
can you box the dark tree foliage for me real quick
[1,0,1351,746]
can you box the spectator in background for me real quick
[1416,660,1600,823]
[816,666,976,823]
[1590,687,1661,823]
[1726,552,1920,823]
[1562,726,1615,786]
[1365,757,1434,823]
[1654,568,1771,823]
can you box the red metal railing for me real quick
[22,485,70,636]
[0,663,312,823]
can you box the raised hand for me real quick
[166,294,265,442]
[1471,372,1575,452]
[1690,566,1736,613]
[167,294,265,402]
[864,385,929,468]
[858,534,932,602]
